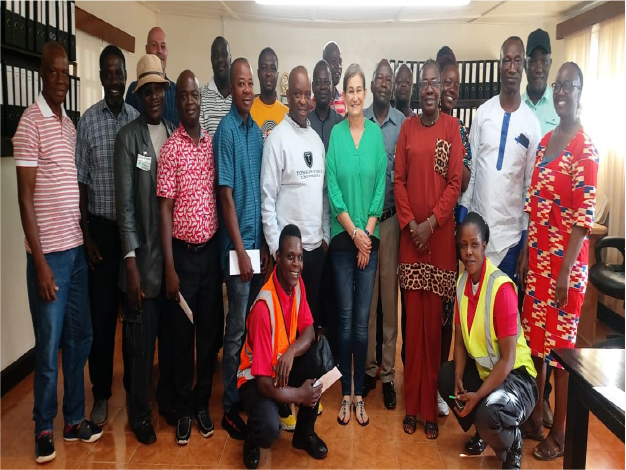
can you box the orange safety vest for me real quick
[237,274,302,388]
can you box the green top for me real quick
[522,86,560,138]
[326,118,387,240]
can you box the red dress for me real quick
[522,129,599,368]
[394,113,462,421]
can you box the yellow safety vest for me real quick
[457,258,536,381]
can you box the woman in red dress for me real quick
[518,62,599,461]
[394,60,463,439]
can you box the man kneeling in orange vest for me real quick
[237,224,328,469]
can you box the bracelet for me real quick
[352,227,358,240]
[427,217,434,234]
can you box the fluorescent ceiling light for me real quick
[255,0,470,6]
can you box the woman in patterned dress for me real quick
[394,60,463,438]
[518,62,599,461]
[435,46,473,418]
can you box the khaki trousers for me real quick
[365,213,400,383]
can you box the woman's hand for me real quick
[456,391,480,417]
[555,266,571,308]
[357,250,370,270]
[414,219,433,246]
[408,220,421,248]
[354,229,371,254]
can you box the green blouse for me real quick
[326,118,387,240]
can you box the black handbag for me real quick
[313,334,335,378]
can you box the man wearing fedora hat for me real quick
[114,53,176,445]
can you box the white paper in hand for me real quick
[229,249,261,276]
[313,366,342,394]
[178,293,193,324]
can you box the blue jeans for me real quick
[26,246,92,435]
[222,272,264,412]
[332,249,378,396]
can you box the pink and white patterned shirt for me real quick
[157,124,218,244]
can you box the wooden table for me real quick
[553,348,625,469]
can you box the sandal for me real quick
[425,421,439,440]
[353,400,369,426]
[337,399,351,426]
[403,415,417,434]
[533,433,564,461]
[521,418,544,441]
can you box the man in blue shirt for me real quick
[214,57,270,440]
[125,27,178,126]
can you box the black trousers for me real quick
[302,245,327,329]
[240,344,320,448]
[170,237,221,418]
[87,214,122,401]
[320,245,338,359]
[438,360,537,462]
[123,287,175,430]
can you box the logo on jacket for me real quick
[304,151,313,168]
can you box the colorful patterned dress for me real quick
[522,129,599,368]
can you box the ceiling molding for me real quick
[219,1,240,19]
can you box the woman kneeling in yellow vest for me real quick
[438,212,537,470]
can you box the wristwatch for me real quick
[364,229,371,237]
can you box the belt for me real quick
[173,237,209,253]
[380,207,396,223]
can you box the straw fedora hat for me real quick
[133,54,169,93]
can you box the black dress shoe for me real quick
[133,420,157,445]
[176,416,192,445]
[502,428,523,470]
[362,374,377,398]
[292,432,328,460]
[195,410,214,438]
[243,438,260,469]
[382,382,396,409]
[465,432,487,455]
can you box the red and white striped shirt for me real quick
[13,93,82,254]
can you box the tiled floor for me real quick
[1,320,624,469]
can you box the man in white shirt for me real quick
[200,36,232,136]
[460,37,541,279]
[261,64,330,313]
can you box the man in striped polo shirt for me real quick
[200,36,232,136]
[14,41,103,465]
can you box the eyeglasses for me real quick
[551,81,581,93]
[419,79,441,90]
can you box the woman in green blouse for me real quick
[326,63,386,427]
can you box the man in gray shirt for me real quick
[362,59,405,409]
[308,60,342,152]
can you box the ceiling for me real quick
[139,1,598,25]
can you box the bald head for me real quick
[230,58,252,85]
[230,58,254,117]
[176,70,201,129]
[394,63,413,111]
[145,27,168,71]
[287,66,310,128]
[288,66,308,89]
[41,41,69,110]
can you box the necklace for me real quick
[420,110,440,128]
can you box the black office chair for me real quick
[589,236,625,301]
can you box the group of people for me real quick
[14,21,598,470]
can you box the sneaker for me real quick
[63,420,103,443]
[133,419,157,445]
[90,399,108,427]
[195,410,214,438]
[176,416,192,445]
[35,432,56,464]
[222,408,247,440]
[279,402,296,431]
[437,391,449,416]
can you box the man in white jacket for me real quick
[261,65,330,314]
[261,66,330,430]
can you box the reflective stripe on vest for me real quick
[237,277,302,388]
